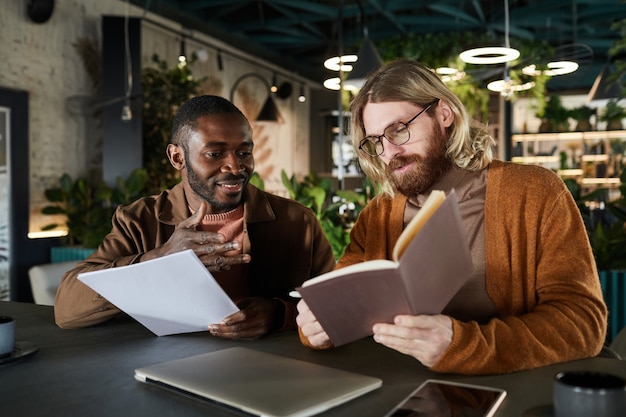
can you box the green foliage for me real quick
[448,76,490,123]
[508,38,554,108]
[589,221,626,271]
[599,99,626,123]
[376,32,490,120]
[569,105,595,131]
[141,54,205,194]
[608,4,626,98]
[377,31,483,68]
[569,105,594,121]
[565,168,626,270]
[375,32,554,121]
[280,170,375,260]
[612,139,626,155]
[42,169,150,248]
[559,151,568,170]
[608,169,626,224]
[249,172,265,190]
[536,95,571,132]
[281,171,332,219]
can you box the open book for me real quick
[297,190,473,347]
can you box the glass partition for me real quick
[0,107,10,300]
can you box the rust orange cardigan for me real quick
[299,160,607,375]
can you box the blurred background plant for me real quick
[41,168,149,248]
[565,167,626,270]
[141,54,204,194]
[280,170,376,260]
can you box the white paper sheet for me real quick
[78,249,239,336]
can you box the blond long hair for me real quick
[350,59,495,197]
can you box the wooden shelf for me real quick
[512,130,626,189]
[581,178,621,186]
[512,130,626,142]
[511,156,558,164]
[581,155,609,162]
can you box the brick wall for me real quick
[0,0,311,234]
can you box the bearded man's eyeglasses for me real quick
[358,100,438,157]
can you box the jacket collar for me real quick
[241,183,276,224]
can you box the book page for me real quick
[302,259,397,286]
[397,190,473,314]
[297,267,410,346]
[392,190,446,262]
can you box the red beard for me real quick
[386,128,451,197]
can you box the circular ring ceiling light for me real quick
[323,77,341,90]
[487,79,535,93]
[323,77,360,92]
[459,47,520,65]
[323,55,358,72]
[435,67,466,83]
[521,61,579,77]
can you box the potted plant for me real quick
[610,139,626,177]
[536,95,570,133]
[41,168,149,261]
[569,105,595,132]
[141,54,205,194]
[599,100,626,130]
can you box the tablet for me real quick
[385,379,507,417]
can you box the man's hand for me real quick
[141,202,251,272]
[295,300,333,348]
[372,314,452,367]
[207,297,283,339]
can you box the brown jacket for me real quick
[55,183,336,330]
[301,160,607,374]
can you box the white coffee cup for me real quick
[0,315,15,357]
[554,371,626,417]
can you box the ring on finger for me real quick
[215,256,226,268]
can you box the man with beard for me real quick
[55,95,336,339]
[296,59,607,375]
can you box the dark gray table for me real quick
[1,301,625,416]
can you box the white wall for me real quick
[0,0,311,233]
[512,94,592,133]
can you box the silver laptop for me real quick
[134,347,382,417]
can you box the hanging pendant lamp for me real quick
[459,0,519,65]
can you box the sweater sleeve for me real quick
[431,164,607,374]
[54,207,147,329]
